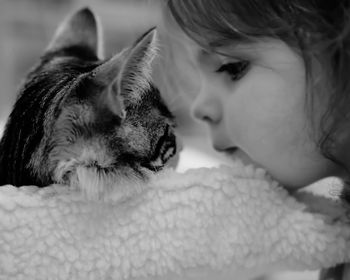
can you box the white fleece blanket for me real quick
[0,162,349,280]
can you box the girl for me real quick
[159,1,350,279]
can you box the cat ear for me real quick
[91,29,158,119]
[93,28,158,90]
[46,7,103,58]
[92,48,129,86]
[117,28,158,102]
[91,48,129,120]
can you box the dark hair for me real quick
[166,0,350,202]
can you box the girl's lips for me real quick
[222,147,262,168]
[223,147,238,154]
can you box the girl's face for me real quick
[175,36,341,189]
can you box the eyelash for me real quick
[216,61,250,81]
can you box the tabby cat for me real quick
[0,8,177,198]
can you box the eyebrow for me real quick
[208,37,253,49]
[212,38,277,62]
[210,45,256,61]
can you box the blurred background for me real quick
[0,0,320,279]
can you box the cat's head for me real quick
[8,8,178,189]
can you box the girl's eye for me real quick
[216,61,249,81]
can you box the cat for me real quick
[0,7,177,198]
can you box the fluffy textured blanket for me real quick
[0,162,349,280]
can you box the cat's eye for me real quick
[216,61,249,81]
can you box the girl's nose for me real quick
[192,92,222,125]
